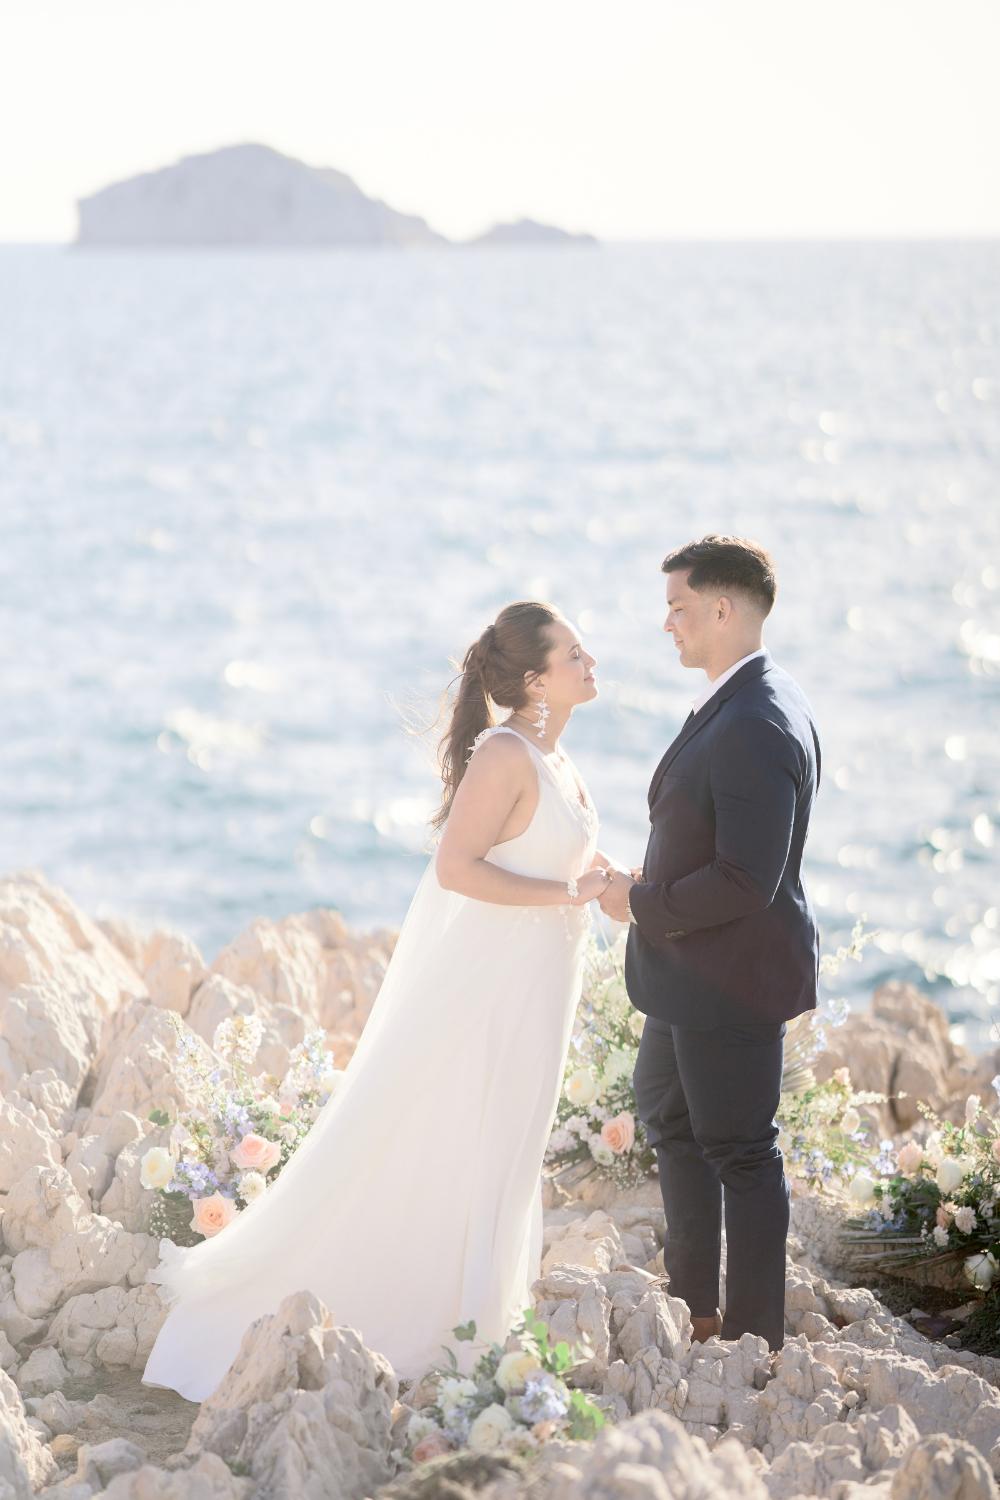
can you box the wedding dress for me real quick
[141,723,600,1402]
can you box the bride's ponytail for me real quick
[429,602,562,834]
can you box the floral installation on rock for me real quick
[544,917,879,1192]
[842,1084,1000,1294]
[402,1307,607,1465]
[775,919,886,1189]
[140,1012,342,1244]
[543,928,653,1189]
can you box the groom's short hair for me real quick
[661,535,776,617]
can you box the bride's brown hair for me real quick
[428,600,563,833]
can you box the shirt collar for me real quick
[690,647,767,716]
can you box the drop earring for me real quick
[533,684,550,738]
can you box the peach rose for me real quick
[936,1204,953,1229]
[896,1141,924,1176]
[531,1420,558,1441]
[190,1192,238,1238]
[600,1111,636,1154]
[231,1133,282,1173]
[412,1432,453,1463]
[991,1138,1000,1166]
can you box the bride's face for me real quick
[528,618,598,708]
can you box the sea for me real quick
[1,240,998,1046]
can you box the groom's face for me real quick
[664,570,717,669]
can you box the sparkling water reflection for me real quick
[1,240,998,1045]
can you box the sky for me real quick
[1,0,998,243]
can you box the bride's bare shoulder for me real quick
[466,725,532,770]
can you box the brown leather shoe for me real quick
[690,1310,723,1343]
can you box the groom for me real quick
[598,535,821,1352]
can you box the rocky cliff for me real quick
[2,868,999,1499]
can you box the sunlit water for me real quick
[1,241,998,1046]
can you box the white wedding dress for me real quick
[141,724,599,1402]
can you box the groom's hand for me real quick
[598,869,635,923]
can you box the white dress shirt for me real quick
[690,647,766,717]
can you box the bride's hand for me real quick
[570,868,614,906]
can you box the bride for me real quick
[141,600,615,1402]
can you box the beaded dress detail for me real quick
[141,722,599,1402]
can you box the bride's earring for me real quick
[533,684,550,738]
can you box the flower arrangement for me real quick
[402,1307,607,1464]
[842,1083,1000,1291]
[141,1013,343,1244]
[545,917,878,1190]
[777,1067,888,1191]
[543,929,654,1189]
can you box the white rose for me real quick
[964,1250,998,1290]
[848,1172,877,1209]
[935,1158,968,1195]
[589,1137,615,1166]
[238,1170,267,1203]
[139,1147,175,1191]
[468,1403,514,1451]
[933,1224,951,1248]
[840,1108,861,1135]
[405,1413,441,1445]
[954,1205,977,1234]
[566,1068,598,1106]
[437,1376,477,1413]
[495,1349,543,1394]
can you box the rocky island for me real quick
[73,144,597,249]
[1,867,999,1499]
[468,218,598,248]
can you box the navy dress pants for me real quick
[631,1013,790,1351]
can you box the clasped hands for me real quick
[577,856,642,922]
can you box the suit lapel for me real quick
[647,650,772,807]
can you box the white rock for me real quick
[74,1438,147,1488]
[533,1407,768,1499]
[542,1210,629,1275]
[0,872,144,1095]
[889,1431,997,1498]
[43,1284,167,1370]
[0,1365,58,1496]
[0,1093,62,1194]
[15,1344,68,1396]
[81,1000,215,1133]
[142,928,206,1017]
[94,1451,250,1499]
[183,1289,399,1500]
[0,1267,49,1348]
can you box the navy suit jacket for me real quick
[624,649,822,1028]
